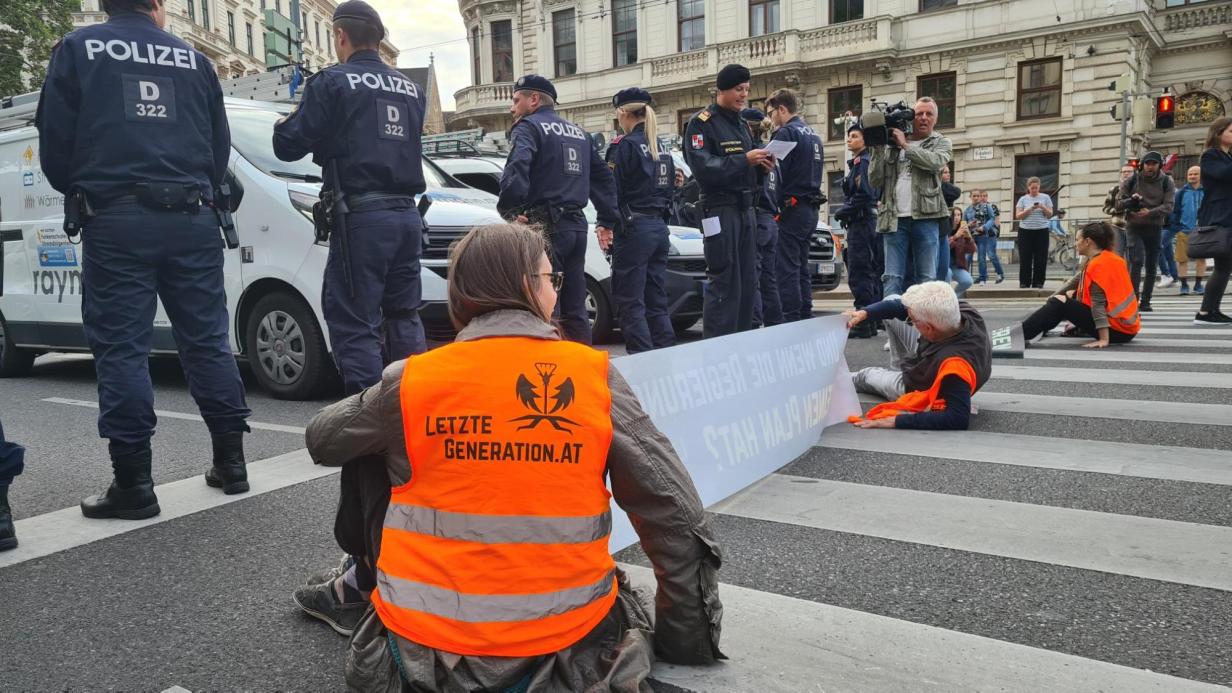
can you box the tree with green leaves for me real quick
[0,0,76,98]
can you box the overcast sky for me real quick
[372,0,470,111]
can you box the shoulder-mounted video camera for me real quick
[859,100,916,148]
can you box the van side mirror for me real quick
[223,170,244,213]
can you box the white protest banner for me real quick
[608,315,861,551]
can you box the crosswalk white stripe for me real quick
[990,364,1232,388]
[816,427,1232,485]
[713,475,1232,592]
[1134,328,1232,335]
[42,397,308,435]
[1025,350,1232,364]
[969,391,1232,426]
[623,564,1228,693]
[1031,337,1232,348]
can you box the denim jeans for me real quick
[883,217,940,297]
[976,235,1003,281]
[948,267,974,297]
[1160,229,1178,279]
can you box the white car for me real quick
[0,98,503,400]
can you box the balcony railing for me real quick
[1160,2,1231,31]
[455,82,514,114]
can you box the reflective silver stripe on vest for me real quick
[1109,294,1137,319]
[385,504,612,544]
[378,569,616,623]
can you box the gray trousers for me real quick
[851,316,917,401]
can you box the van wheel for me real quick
[0,313,35,378]
[245,291,333,400]
[586,278,614,344]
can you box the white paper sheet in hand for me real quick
[701,216,722,237]
[763,139,797,160]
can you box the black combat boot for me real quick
[0,485,16,551]
[80,448,160,520]
[205,431,248,495]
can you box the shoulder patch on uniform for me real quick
[852,155,861,165]
[608,161,617,170]
[691,133,704,149]
[610,135,624,145]
[697,110,711,122]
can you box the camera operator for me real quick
[869,97,954,298]
[1115,151,1175,311]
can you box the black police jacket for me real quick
[273,49,426,197]
[498,107,619,228]
[771,115,824,205]
[755,163,780,215]
[837,151,879,219]
[35,12,229,202]
[605,123,674,218]
[683,104,756,204]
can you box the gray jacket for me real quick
[869,130,953,230]
[306,309,724,691]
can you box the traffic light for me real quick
[1127,157,1139,170]
[1156,93,1175,129]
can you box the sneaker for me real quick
[305,553,355,586]
[882,339,891,352]
[1159,276,1176,288]
[978,280,987,286]
[293,580,368,637]
[1195,283,1205,295]
[996,275,1005,284]
[1193,311,1232,326]
[1180,283,1190,296]
[1139,302,1153,312]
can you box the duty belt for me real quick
[784,195,824,209]
[699,190,753,210]
[344,192,417,210]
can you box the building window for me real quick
[227,11,236,45]
[1017,57,1062,120]
[749,0,779,37]
[491,20,514,82]
[201,0,210,29]
[678,0,704,52]
[828,85,863,141]
[275,0,281,15]
[246,23,254,56]
[471,26,481,85]
[315,20,321,47]
[831,0,863,23]
[302,12,309,43]
[613,0,637,67]
[553,10,577,78]
[187,0,196,22]
[917,72,956,129]
[919,0,957,10]
[1013,153,1060,203]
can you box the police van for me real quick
[0,96,504,400]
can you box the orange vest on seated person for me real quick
[1079,250,1141,336]
[849,357,977,422]
[372,336,617,658]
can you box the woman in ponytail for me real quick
[605,88,679,353]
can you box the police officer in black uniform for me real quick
[765,88,824,322]
[684,64,772,338]
[0,419,22,551]
[835,124,883,338]
[606,88,676,353]
[274,0,427,395]
[741,107,783,328]
[36,0,251,519]
[498,75,619,344]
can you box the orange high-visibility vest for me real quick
[1079,251,1141,336]
[372,336,617,658]
[849,357,977,423]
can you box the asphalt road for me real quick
[1,295,1230,691]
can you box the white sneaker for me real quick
[882,339,891,352]
[1159,276,1176,288]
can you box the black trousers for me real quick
[1017,228,1049,288]
[334,458,392,592]
[1021,296,1135,343]
[1127,225,1162,304]
[1200,252,1232,315]
[701,204,757,337]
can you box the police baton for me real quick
[326,161,355,299]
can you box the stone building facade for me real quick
[451,0,1231,220]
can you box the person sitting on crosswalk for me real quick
[845,281,992,430]
[1019,222,1140,349]
[295,223,724,690]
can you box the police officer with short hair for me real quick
[684,65,772,338]
[741,107,783,328]
[607,88,676,353]
[765,88,824,322]
[36,0,251,520]
[499,75,619,344]
[274,0,427,395]
[835,124,883,338]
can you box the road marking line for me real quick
[0,449,334,570]
[621,564,1227,693]
[969,391,1232,426]
[1136,328,1232,335]
[713,475,1232,592]
[1025,350,1232,365]
[42,397,307,435]
[816,427,1232,485]
[1030,337,1232,348]
[990,365,1232,389]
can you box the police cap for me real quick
[612,87,653,109]
[514,74,557,101]
[740,107,766,122]
[717,64,751,91]
[333,0,386,40]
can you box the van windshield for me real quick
[226,106,451,187]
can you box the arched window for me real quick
[1176,92,1226,125]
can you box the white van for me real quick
[0,98,504,400]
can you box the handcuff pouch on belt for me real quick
[63,189,95,240]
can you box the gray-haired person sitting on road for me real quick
[845,281,992,430]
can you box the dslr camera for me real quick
[859,100,916,148]
[1123,194,1148,214]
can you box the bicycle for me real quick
[1048,231,1079,273]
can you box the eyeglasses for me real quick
[538,272,564,291]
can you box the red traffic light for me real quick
[1156,94,1175,129]
[1127,158,1140,169]
[1157,95,1174,113]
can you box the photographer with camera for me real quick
[1114,151,1175,311]
[867,97,954,298]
